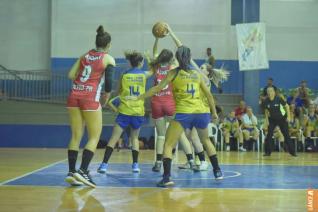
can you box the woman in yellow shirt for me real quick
[133,46,223,187]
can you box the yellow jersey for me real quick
[172,69,205,113]
[118,68,146,116]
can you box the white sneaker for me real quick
[193,161,209,172]
[239,146,247,152]
[65,172,83,186]
[195,156,201,166]
[226,145,230,152]
[178,160,194,169]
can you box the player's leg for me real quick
[97,114,125,173]
[65,107,85,186]
[195,114,223,180]
[157,120,184,187]
[191,128,209,171]
[130,126,141,172]
[152,117,166,172]
[196,127,223,180]
[74,105,103,188]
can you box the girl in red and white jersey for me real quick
[150,27,195,172]
[65,25,115,188]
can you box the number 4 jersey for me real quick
[70,50,107,102]
[172,69,205,113]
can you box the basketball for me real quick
[152,22,168,38]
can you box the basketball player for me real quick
[150,31,196,172]
[65,25,115,188]
[130,46,223,187]
[97,51,152,173]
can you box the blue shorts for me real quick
[174,113,211,130]
[116,113,144,129]
[244,128,255,132]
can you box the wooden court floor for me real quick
[0,148,317,212]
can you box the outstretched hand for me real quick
[164,23,171,36]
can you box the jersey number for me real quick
[129,86,140,96]
[186,83,195,98]
[80,65,92,83]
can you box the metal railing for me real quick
[0,63,131,104]
[0,66,70,104]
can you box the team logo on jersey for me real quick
[85,54,102,61]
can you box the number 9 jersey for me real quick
[70,50,107,102]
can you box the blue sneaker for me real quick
[213,169,223,180]
[132,162,140,173]
[157,176,174,187]
[97,163,108,174]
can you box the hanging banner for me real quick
[236,22,269,71]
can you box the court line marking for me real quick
[0,158,67,186]
[0,184,312,191]
[2,161,317,189]
[105,171,241,180]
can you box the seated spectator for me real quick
[288,108,302,151]
[289,102,301,119]
[215,104,224,124]
[287,89,303,108]
[297,80,311,108]
[222,110,246,152]
[303,104,318,151]
[287,90,304,119]
[241,106,259,151]
[235,100,247,122]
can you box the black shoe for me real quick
[157,176,174,187]
[152,161,162,172]
[263,153,271,156]
[213,169,223,180]
[74,169,96,188]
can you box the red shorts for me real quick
[151,99,175,119]
[67,95,100,111]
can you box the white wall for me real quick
[51,0,233,59]
[260,0,318,61]
[1,0,317,71]
[0,0,50,70]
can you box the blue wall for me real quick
[0,124,154,148]
[51,57,318,94]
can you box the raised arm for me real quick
[153,38,159,58]
[138,69,176,100]
[166,24,182,48]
